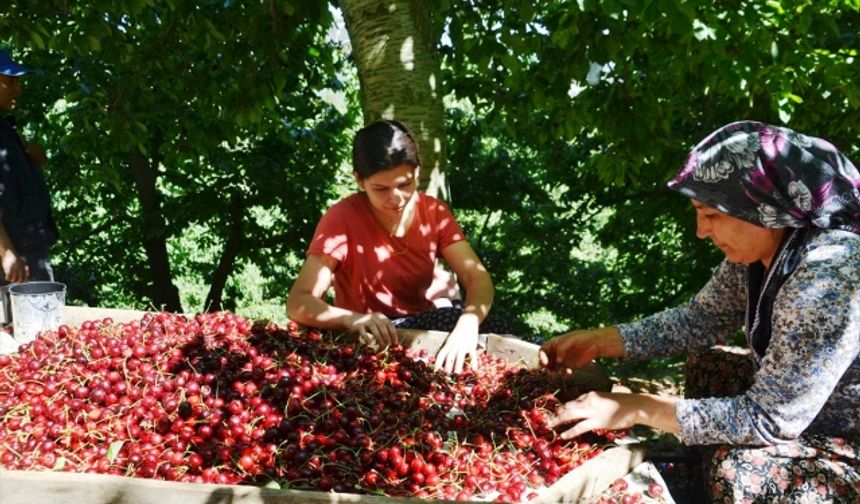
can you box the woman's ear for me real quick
[354,172,365,191]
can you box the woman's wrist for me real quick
[636,394,680,434]
[589,326,625,359]
[453,310,480,331]
[338,311,363,331]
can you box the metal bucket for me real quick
[8,281,66,345]
[0,284,13,325]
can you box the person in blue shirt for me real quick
[0,50,59,285]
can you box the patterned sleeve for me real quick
[676,233,860,445]
[617,259,747,360]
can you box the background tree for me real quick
[339,0,449,199]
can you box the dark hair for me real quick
[352,120,421,179]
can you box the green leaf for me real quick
[577,0,598,12]
[642,0,660,22]
[662,0,692,36]
[766,1,785,14]
[847,91,860,109]
[551,28,570,49]
[30,31,46,50]
[692,19,716,41]
[107,441,124,463]
[796,13,811,33]
[203,20,226,41]
[501,53,521,73]
[602,0,623,15]
[785,93,803,104]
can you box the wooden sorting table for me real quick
[0,306,645,503]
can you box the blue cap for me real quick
[0,51,29,77]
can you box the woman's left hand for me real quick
[547,391,680,439]
[434,322,480,374]
[547,391,644,440]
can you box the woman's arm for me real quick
[540,262,746,371]
[286,253,399,345]
[618,259,747,361]
[539,326,625,370]
[433,240,494,373]
[443,241,493,324]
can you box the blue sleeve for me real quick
[617,259,747,360]
[676,233,860,445]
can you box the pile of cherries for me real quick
[0,312,614,502]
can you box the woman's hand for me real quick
[437,241,492,374]
[547,391,680,439]
[347,312,399,347]
[434,315,480,374]
[539,326,624,371]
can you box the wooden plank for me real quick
[0,445,643,504]
[0,469,460,504]
[485,332,540,363]
[62,306,149,327]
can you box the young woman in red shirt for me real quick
[287,120,509,374]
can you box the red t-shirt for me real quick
[307,192,466,317]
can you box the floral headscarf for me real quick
[669,120,860,234]
[668,122,860,361]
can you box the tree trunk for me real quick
[204,192,245,312]
[339,0,448,201]
[129,151,183,312]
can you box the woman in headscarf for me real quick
[540,121,860,501]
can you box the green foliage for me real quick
[2,1,858,341]
[445,110,719,339]
[437,0,860,337]
[1,2,359,310]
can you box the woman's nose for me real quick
[696,216,710,239]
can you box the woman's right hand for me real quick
[539,326,624,371]
[2,249,29,283]
[348,312,399,347]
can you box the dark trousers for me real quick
[391,300,512,334]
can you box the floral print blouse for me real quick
[618,229,860,446]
